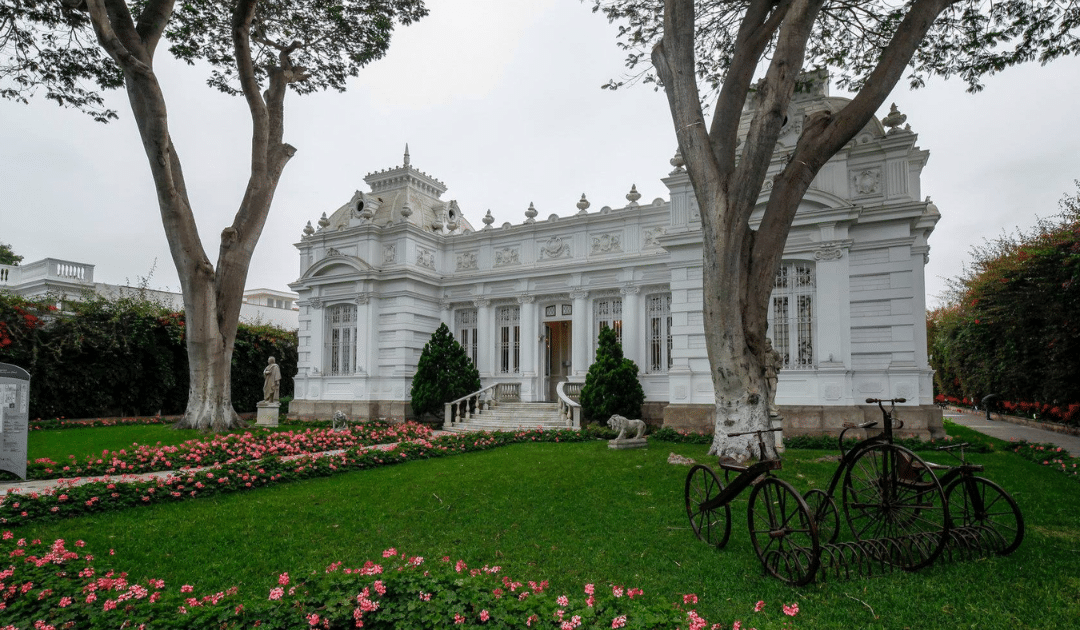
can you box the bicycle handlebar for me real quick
[865,398,906,404]
[935,442,970,452]
[727,427,783,437]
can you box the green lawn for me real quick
[7,426,1079,629]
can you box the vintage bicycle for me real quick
[685,427,821,585]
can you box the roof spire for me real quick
[403,143,411,167]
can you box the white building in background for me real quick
[0,259,299,330]
[288,76,944,438]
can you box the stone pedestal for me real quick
[771,414,785,453]
[256,401,281,427]
[608,438,648,450]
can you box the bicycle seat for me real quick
[717,457,749,473]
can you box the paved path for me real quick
[945,408,1080,457]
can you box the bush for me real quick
[579,327,645,423]
[0,291,296,418]
[410,323,481,421]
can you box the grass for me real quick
[6,427,1080,629]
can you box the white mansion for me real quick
[288,79,944,438]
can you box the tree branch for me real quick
[83,0,151,77]
[135,0,175,58]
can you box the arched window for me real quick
[768,262,815,369]
[326,304,358,376]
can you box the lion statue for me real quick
[607,414,646,440]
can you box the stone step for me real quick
[444,401,571,433]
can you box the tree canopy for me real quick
[929,183,1080,410]
[580,326,645,423]
[410,323,481,421]
[0,242,22,266]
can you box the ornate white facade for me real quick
[288,80,944,437]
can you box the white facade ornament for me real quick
[417,248,435,269]
[383,244,396,264]
[882,103,907,134]
[814,247,844,261]
[456,251,478,271]
[309,297,323,310]
[525,202,538,224]
[518,294,535,304]
[539,236,570,260]
[643,226,666,248]
[482,209,495,229]
[591,233,622,254]
[669,148,685,174]
[626,184,642,207]
[355,293,370,305]
[570,288,589,300]
[325,247,343,258]
[303,221,315,236]
[473,297,490,308]
[620,284,640,296]
[440,299,452,310]
[318,212,330,229]
[851,168,882,196]
[576,193,591,215]
[494,247,520,266]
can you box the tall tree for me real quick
[410,323,481,422]
[0,242,22,266]
[1,0,427,430]
[593,0,1079,459]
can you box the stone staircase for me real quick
[443,401,572,433]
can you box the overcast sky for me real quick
[3,0,1079,309]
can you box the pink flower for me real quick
[733,622,742,630]
[454,613,465,624]
[684,593,699,605]
[584,584,595,595]
[373,580,386,595]
[58,597,73,608]
[268,587,284,601]
[180,585,194,593]
[783,603,799,617]
[306,613,320,626]
[278,572,290,586]
[612,615,627,629]
[382,548,397,558]
[480,610,490,622]
[613,585,624,598]
[754,600,765,613]
[557,595,569,607]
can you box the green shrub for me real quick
[410,323,481,421]
[579,327,644,423]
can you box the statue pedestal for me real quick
[608,438,648,450]
[770,414,785,453]
[256,401,280,427]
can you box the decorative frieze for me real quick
[494,247,520,267]
[324,247,344,258]
[591,233,622,254]
[308,297,323,310]
[539,236,570,260]
[456,251,478,271]
[850,168,882,196]
[382,244,396,264]
[643,226,666,248]
[417,248,435,269]
[814,247,844,261]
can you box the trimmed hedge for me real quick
[0,291,296,418]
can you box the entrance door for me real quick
[544,321,572,401]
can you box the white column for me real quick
[475,298,492,378]
[307,298,326,398]
[360,292,377,377]
[571,289,590,378]
[620,285,642,366]
[518,294,537,400]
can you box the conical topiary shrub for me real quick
[410,323,481,421]
[579,326,645,423]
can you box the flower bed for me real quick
[22,421,432,481]
[1009,442,1080,482]
[0,535,802,629]
[1,430,591,526]
[28,416,177,431]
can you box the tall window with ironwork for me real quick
[455,307,478,364]
[645,293,672,373]
[497,305,520,374]
[326,303,358,376]
[768,262,815,369]
[593,297,623,349]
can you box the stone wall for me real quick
[662,403,945,440]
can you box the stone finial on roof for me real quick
[882,103,907,134]
[482,210,495,229]
[576,193,591,215]
[525,202,538,224]
[318,212,330,229]
[403,143,411,167]
[626,184,641,207]
[670,148,685,174]
[303,221,315,236]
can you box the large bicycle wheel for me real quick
[685,465,732,548]
[804,489,840,544]
[946,476,1024,556]
[842,443,948,571]
[748,478,820,585]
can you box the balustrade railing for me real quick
[556,381,582,428]
[443,382,521,429]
